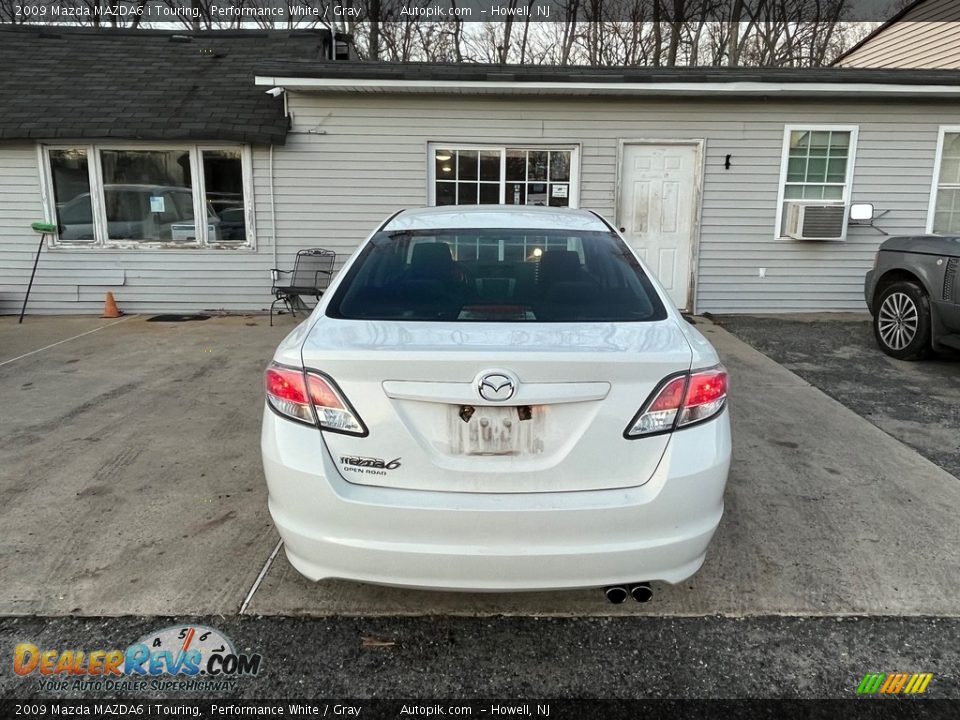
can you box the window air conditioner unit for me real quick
[784,202,847,241]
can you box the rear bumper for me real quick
[261,406,731,591]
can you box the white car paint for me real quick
[261,205,731,592]
[384,205,608,232]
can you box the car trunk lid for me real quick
[301,318,692,493]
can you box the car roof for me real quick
[382,205,612,232]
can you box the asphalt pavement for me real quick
[715,313,960,480]
[3,615,958,699]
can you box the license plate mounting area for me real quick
[449,404,545,456]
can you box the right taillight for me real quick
[265,362,367,436]
[625,366,728,438]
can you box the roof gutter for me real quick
[254,75,960,98]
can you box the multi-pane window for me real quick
[431,145,577,208]
[435,149,501,205]
[931,130,960,233]
[776,126,858,238]
[783,129,852,201]
[505,149,571,207]
[44,144,252,248]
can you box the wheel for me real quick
[873,280,931,360]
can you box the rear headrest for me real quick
[538,250,582,283]
[411,242,454,267]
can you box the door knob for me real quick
[619,227,625,232]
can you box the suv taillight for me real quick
[625,366,728,438]
[265,362,367,436]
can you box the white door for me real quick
[617,143,699,310]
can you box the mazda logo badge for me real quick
[477,372,516,402]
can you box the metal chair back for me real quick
[290,248,336,291]
[269,247,337,326]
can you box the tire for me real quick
[873,280,931,360]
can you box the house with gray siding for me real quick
[3,25,960,315]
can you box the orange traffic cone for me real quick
[101,292,124,318]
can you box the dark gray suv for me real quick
[864,236,960,359]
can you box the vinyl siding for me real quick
[1,92,957,314]
[838,22,960,69]
[0,145,278,315]
[837,0,960,69]
[276,92,953,313]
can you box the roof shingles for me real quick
[0,26,333,145]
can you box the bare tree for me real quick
[4,0,874,69]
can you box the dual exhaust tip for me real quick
[604,583,653,604]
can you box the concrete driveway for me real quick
[1,313,959,618]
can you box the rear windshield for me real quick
[326,228,667,323]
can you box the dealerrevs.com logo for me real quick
[13,625,262,693]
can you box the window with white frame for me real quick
[430,145,579,208]
[929,128,960,233]
[42,144,253,248]
[776,126,858,237]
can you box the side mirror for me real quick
[850,203,875,222]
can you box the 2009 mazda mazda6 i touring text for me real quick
[261,206,731,599]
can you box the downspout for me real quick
[271,89,287,270]
[270,143,277,270]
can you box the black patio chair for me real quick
[270,248,336,326]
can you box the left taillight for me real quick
[264,362,366,435]
[625,366,728,438]
[265,364,314,424]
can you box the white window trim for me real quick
[38,141,256,251]
[926,125,960,234]
[774,124,859,240]
[426,143,581,209]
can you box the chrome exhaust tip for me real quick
[630,583,653,603]
[604,586,629,604]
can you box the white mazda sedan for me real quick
[261,206,731,602]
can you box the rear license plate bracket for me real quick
[450,405,545,456]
